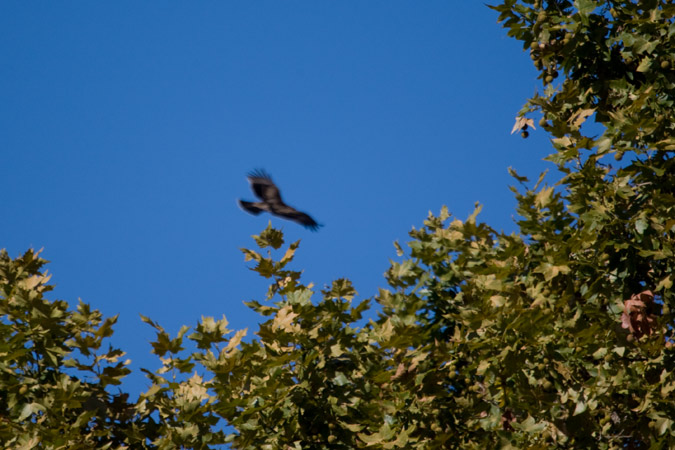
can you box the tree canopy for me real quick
[2,1,675,448]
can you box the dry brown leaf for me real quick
[511,116,536,134]
[621,290,657,339]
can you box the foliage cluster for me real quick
[2,0,675,448]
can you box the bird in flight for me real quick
[238,170,322,231]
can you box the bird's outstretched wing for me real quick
[238,200,265,215]
[274,205,322,231]
[247,170,282,205]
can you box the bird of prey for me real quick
[238,170,322,231]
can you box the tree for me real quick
[2,1,674,448]
[0,249,140,448]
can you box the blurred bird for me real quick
[238,170,322,231]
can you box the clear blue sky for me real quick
[1,2,552,395]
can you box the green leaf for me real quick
[18,402,45,421]
[508,167,529,183]
[656,276,673,292]
[333,372,350,386]
[280,240,300,264]
[637,57,652,72]
[592,347,607,360]
[476,359,490,375]
[575,0,597,15]
[324,278,356,301]
[573,399,587,416]
[514,415,546,433]
[535,186,554,209]
[467,203,483,224]
[613,346,626,357]
[253,223,285,249]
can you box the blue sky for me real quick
[2,2,553,395]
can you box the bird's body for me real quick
[238,170,322,231]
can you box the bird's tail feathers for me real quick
[305,223,323,232]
